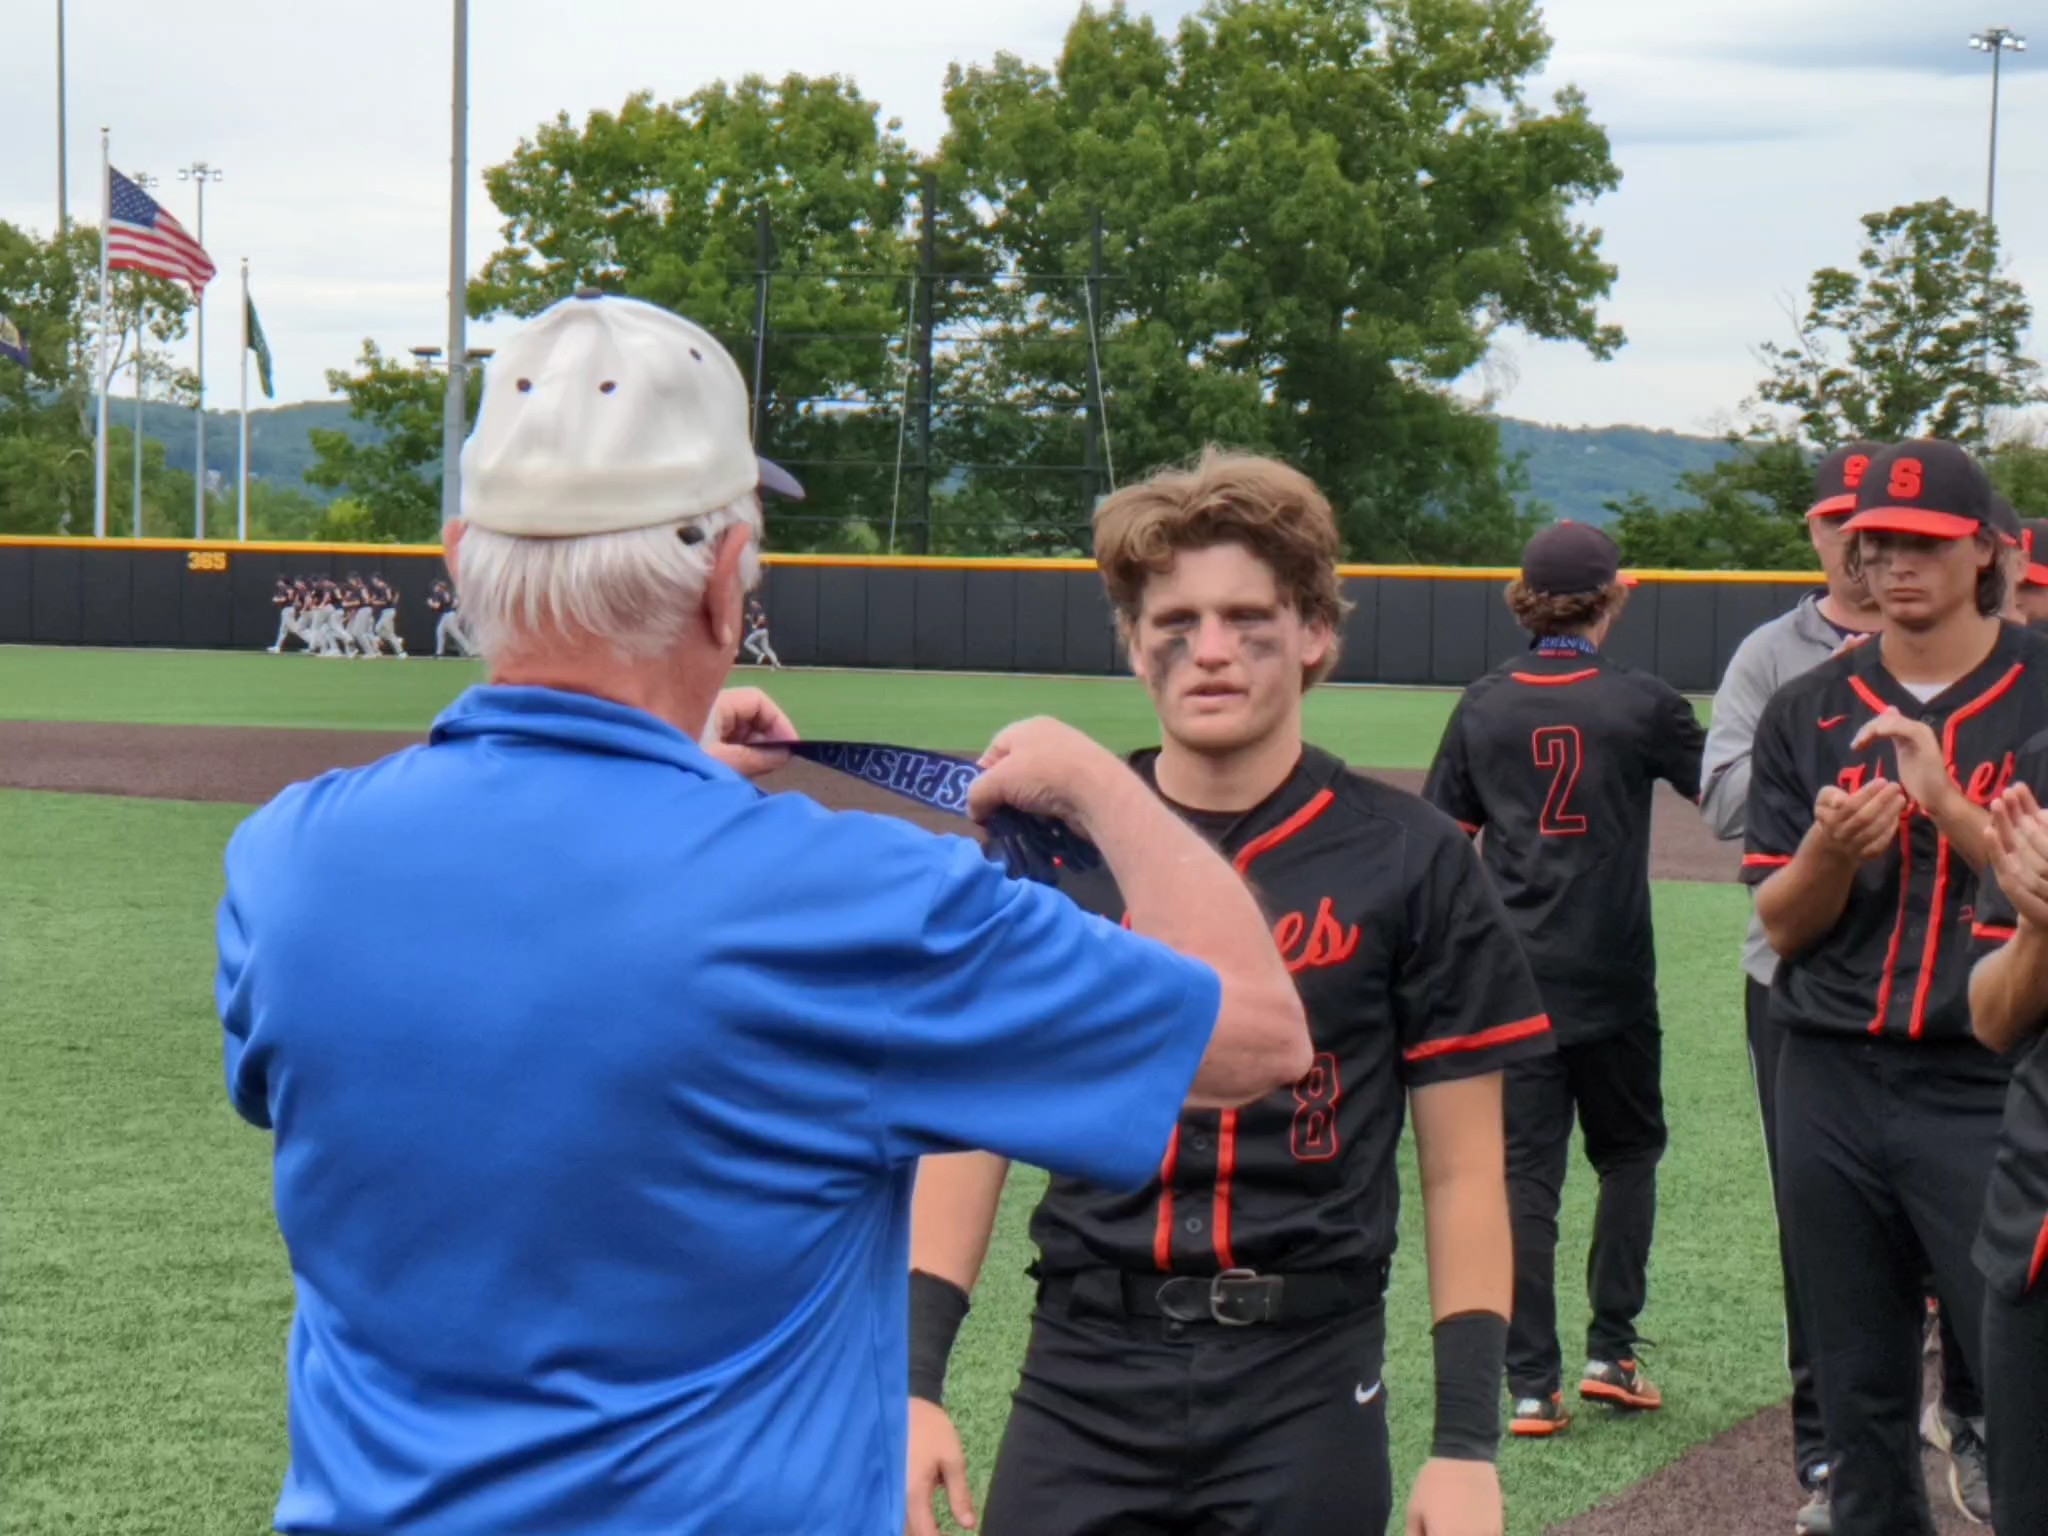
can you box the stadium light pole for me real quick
[55,1,67,236]
[178,160,223,538]
[131,170,158,538]
[442,0,469,532]
[1969,27,2026,436]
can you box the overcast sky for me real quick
[4,0,2042,437]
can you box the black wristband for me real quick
[1430,1310,1507,1463]
[908,1270,971,1406]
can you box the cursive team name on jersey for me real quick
[1835,752,2017,812]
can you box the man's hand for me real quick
[967,717,1132,841]
[1991,783,2048,932]
[1812,779,1907,863]
[1405,1458,1503,1536]
[702,687,796,780]
[1852,709,1952,816]
[905,1399,975,1536]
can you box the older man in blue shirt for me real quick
[214,291,1309,1536]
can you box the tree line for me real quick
[3,0,2042,563]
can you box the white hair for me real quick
[453,495,763,662]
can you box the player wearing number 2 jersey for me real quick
[903,451,1554,1536]
[1424,521,1705,1438]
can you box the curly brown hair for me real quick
[1093,448,1352,687]
[1504,580,1630,638]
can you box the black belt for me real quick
[1039,1262,1389,1328]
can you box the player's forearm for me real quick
[1755,829,1861,957]
[1411,1074,1512,1321]
[1971,924,2048,1054]
[909,1151,1011,1292]
[1078,769,1310,1105]
[1922,782,1995,873]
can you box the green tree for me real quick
[305,342,480,543]
[1608,436,1817,571]
[472,76,922,549]
[932,0,1623,560]
[1752,199,2042,450]
[1989,433,2048,519]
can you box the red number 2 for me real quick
[1533,726,1588,836]
[1290,1052,1341,1162]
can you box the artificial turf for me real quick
[0,651,1766,1535]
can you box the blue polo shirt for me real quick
[214,685,1219,1535]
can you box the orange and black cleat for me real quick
[1580,1359,1662,1412]
[1510,1393,1572,1437]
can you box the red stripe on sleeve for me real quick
[2029,1213,2048,1293]
[1403,1014,1552,1065]
[1974,922,2018,944]
[1741,853,1793,869]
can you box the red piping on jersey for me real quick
[1869,815,1914,1037]
[1974,922,2018,943]
[1152,1127,1180,1272]
[1847,675,1888,718]
[1742,853,1792,869]
[2030,1212,2048,1292]
[1213,1110,1239,1270]
[1148,786,1343,1274]
[1403,1013,1552,1064]
[1455,818,1481,838]
[1907,664,2024,1040]
[1510,669,1599,686]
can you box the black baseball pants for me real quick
[1503,1021,1666,1399]
[1984,1280,2048,1532]
[1776,1031,2006,1536]
[981,1283,1391,1535]
[1745,978,1829,1485]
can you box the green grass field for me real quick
[0,648,1771,1536]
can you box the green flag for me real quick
[246,293,274,400]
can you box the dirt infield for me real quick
[0,719,1985,1533]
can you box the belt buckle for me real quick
[1152,1276,1210,1323]
[1208,1267,1274,1326]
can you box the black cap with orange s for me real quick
[1807,441,1885,519]
[1841,439,1998,541]
[2020,516,2048,588]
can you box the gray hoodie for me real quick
[1700,591,1867,985]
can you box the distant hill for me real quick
[130,399,1732,524]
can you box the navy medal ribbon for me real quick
[775,740,1102,888]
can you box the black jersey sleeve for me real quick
[1742,690,1813,886]
[1649,681,1707,803]
[1394,825,1554,1086]
[1421,702,1485,837]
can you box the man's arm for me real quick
[1972,928,2048,1055]
[1971,783,2048,1054]
[1653,683,1708,804]
[1699,629,1780,839]
[970,719,1310,1107]
[1854,709,1995,873]
[1421,700,1486,837]
[1413,1072,1510,1323]
[1754,790,1902,956]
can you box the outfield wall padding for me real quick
[0,540,1817,694]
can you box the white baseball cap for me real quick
[458,290,803,538]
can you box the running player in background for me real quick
[269,576,308,654]
[1699,442,1885,1532]
[1745,440,2048,1534]
[1424,521,1703,1442]
[905,450,1551,1536]
[1964,768,2048,1533]
[428,578,473,657]
[368,574,407,658]
[741,596,781,669]
[342,575,380,658]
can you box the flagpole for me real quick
[132,302,144,536]
[92,127,110,540]
[238,257,249,542]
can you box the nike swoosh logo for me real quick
[1355,1380,1383,1406]
[1819,715,1849,730]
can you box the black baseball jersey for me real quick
[273,578,293,607]
[1745,622,2048,1044]
[1969,725,2048,1301]
[1423,644,1705,1043]
[1026,746,1553,1279]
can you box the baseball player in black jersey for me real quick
[2015,516,2048,628]
[904,451,1553,1536]
[1964,762,2048,1532]
[1745,439,2048,1535]
[1425,521,1704,1439]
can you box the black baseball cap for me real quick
[2021,518,2048,587]
[1842,439,1996,540]
[1520,520,1634,596]
[1990,494,2023,549]
[1807,440,1885,519]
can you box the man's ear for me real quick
[1300,618,1334,675]
[442,520,465,583]
[705,523,754,652]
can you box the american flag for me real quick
[106,168,215,291]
